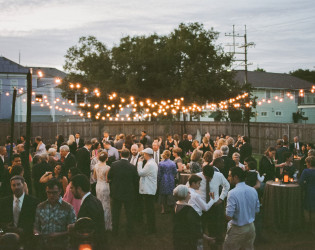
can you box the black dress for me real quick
[259,156,275,182]
[173,204,202,250]
[200,143,211,156]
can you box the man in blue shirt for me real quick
[224,167,260,250]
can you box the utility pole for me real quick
[225,25,255,142]
[9,88,17,161]
[25,69,32,160]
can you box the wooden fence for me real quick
[1,121,314,154]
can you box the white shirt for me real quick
[130,153,139,166]
[76,138,80,145]
[137,158,158,195]
[153,150,160,165]
[13,193,25,212]
[188,188,214,216]
[196,172,230,202]
[81,192,91,205]
[249,170,265,182]
[0,155,4,163]
[238,162,245,170]
[36,143,46,155]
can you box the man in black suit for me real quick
[0,146,8,195]
[152,141,161,166]
[0,176,38,249]
[75,133,85,149]
[239,136,252,164]
[129,144,143,223]
[220,145,236,179]
[60,145,77,177]
[100,132,114,148]
[33,154,53,201]
[16,144,32,195]
[70,174,106,248]
[108,148,138,236]
[178,134,192,156]
[76,141,92,179]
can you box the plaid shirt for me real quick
[34,197,76,234]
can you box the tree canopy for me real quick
[60,23,243,120]
[289,69,315,83]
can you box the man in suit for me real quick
[76,141,92,179]
[178,134,192,156]
[129,144,140,166]
[100,132,114,148]
[129,144,143,223]
[239,136,252,164]
[33,154,53,201]
[16,144,32,195]
[290,136,303,156]
[152,141,161,166]
[114,134,125,151]
[70,174,106,248]
[60,145,77,177]
[0,176,38,249]
[75,133,85,149]
[108,148,138,236]
[220,145,236,179]
[0,146,8,195]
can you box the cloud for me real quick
[0,0,314,72]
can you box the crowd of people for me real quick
[0,131,314,249]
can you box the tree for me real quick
[60,23,243,120]
[289,69,315,83]
[254,67,266,72]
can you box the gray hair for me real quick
[131,144,138,150]
[213,150,222,160]
[220,145,229,155]
[40,153,49,161]
[173,185,189,200]
[91,138,98,144]
[48,148,57,156]
[60,145,70,152]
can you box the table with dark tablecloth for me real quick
[262,180,303,232]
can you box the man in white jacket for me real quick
[137,148,158,234]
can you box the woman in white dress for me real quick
[93,151,112,231]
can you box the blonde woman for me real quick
[216,138,226,150]
[67,134,77,155]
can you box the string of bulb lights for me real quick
[2,82,314,121]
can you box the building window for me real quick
[280,90,285,98]
[35,94,43,102]
[0,79,2,92]
[10,79,18,89]
[266,90,271,99]
[275,111,282,116]
[261,111,268,117]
